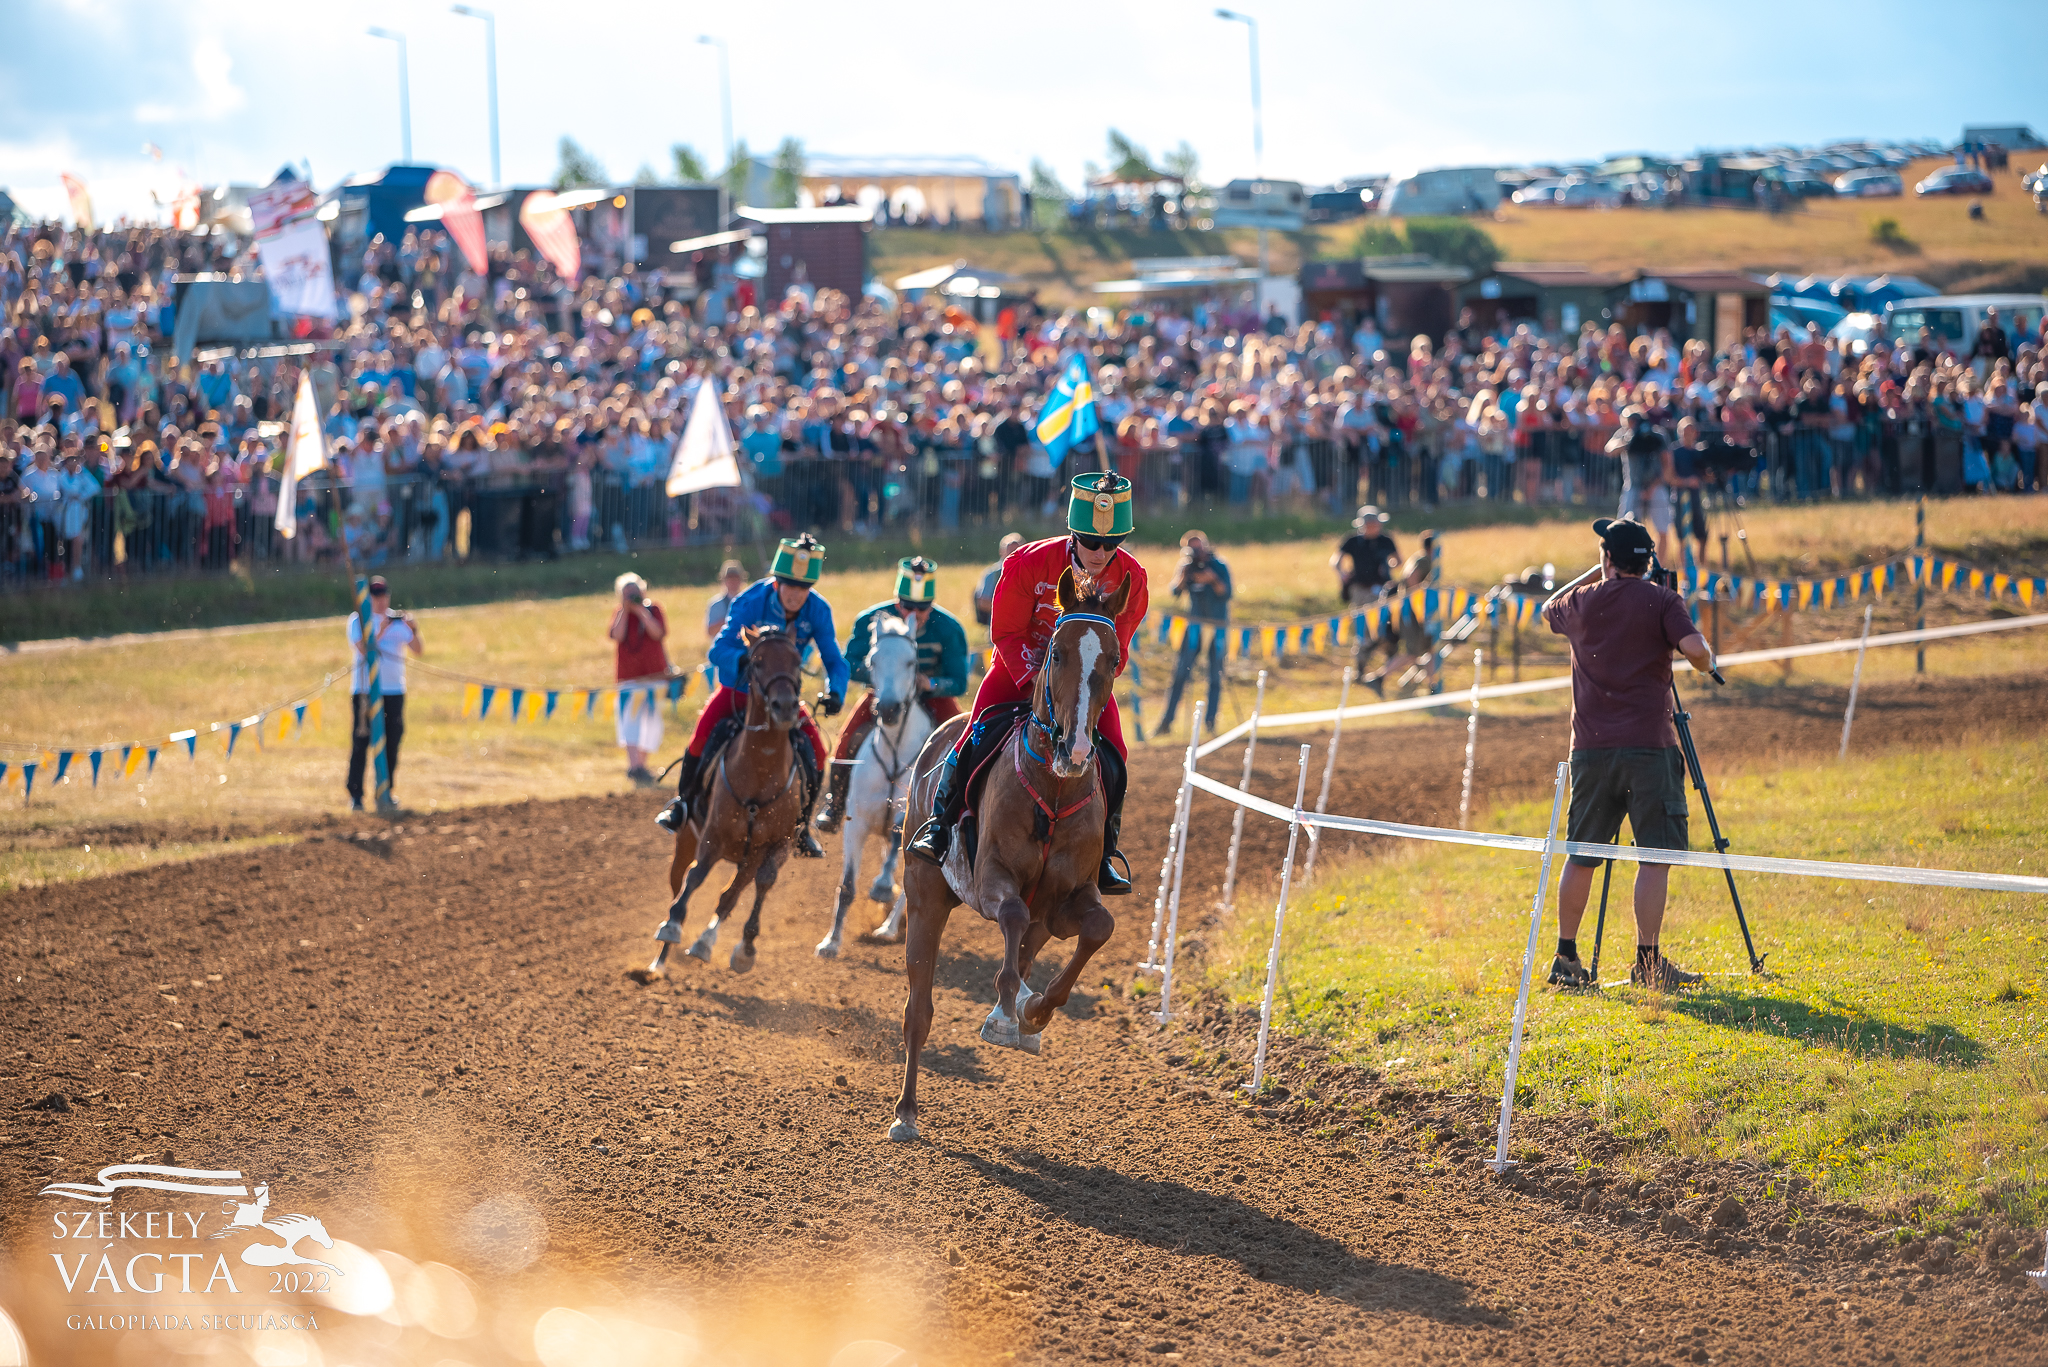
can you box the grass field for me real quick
[872,157,2048,306]
[1206,737,2048,1226]
[5,496,2047,891]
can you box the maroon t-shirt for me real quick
[1542,576,1698,750]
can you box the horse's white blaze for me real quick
[1069,630,1102,767]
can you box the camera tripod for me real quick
[1587,675,1768,981]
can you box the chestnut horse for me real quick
[889,569,1126,1142]
[638,626,807,978]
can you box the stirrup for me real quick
[906,817,950,866]
[795,827,825,858]
[654,797,686,834]
[1097,850,1133,896]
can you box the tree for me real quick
[1105,128,1156,181]
[632,163,659,187]
[1162,140,1201,191]
[723,140,755,205]
[1029,159,1071,232]
[672,144,710,184]
[1403,217,1501,274]
[1355,222,1407,257]
[553,136,608,190]
[769,137,806,209]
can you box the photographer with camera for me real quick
[1542,516,1717,992]
[1604,406,1673,551]
[1158,529,1232,737]
[610,572,670,787]
[345,575,424,813]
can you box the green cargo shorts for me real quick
[1566,747,1688,868]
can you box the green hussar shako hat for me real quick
[1067,471,1134,537]
[895,556,937,603]
[772,533,825,584]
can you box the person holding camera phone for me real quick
[1158,529,1232,737]
[1541,516,1717,992]
[345,575,424,812]
[610,572,670,787]
[1605,406,1673,551]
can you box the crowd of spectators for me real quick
[4,212,2047,590]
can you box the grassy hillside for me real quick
[872,157,2048,307]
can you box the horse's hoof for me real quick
[867,877,895,904]
[729,944,756,973]
[887,1117,919,1143]
[626,967,662,985]
[979,1004,1039,1054]
[684,935,715,963]
[814,939,839,960]
[653,920,683,945]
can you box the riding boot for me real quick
[1095,739,1132,896]
[654,750,703,833]
[793,747,826,858]
[905,749,966,866]
[908,715,1010,866]
[814,761,853,834]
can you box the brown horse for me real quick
[889,569,1127,1141]
[637,626,807,979]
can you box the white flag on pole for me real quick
[274,370,328,538]
[666,378,744,498]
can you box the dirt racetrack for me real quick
[4,673,2045,1366]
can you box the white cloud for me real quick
[191,35,244,118]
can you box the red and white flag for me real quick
[518,190,581,286]
[60,174,95,232]
[425,170,489,278]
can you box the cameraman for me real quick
[1541,516,1716,992]
[1158,529,1232,737]
[1604,406,1672,549]
[345,575,424,813]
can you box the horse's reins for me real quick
[1010,611,1117,904]
[714,637,805,850]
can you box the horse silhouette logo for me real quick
[212,1183,342,1272]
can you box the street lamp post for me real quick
[366,27,413,164]
[451,5,500,188]
[696,35,733,174]
[1215,8,1265,318]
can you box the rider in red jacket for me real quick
[907,472,1147,893]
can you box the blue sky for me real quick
[4,0,2044,221]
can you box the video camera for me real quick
[1647,554,1681,594]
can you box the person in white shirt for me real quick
[345,575,424,811]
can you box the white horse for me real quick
[817,616,933,958]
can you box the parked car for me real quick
[1829,312,1887,356]
[1770,298,1848,337]
[1834,169,1902,198]
[1884,295,2046,352]
[1306,188,1374,223]
[1553,179,1623,208]
[1914,167,1995,196]
[1509,178,1564,206]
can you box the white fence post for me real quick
[1302,665,1352,882]
[1143,702,1203,972]
[1154,701,1203,1023]
[1459,648,1483,829]
[1219,669,1268,910]
[1839,604,1874,761]
[1490,760,1570,1175]
[1247,744,1313,1094]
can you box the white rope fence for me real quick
[1139,608,2048,1168]
[1192,609,2048,761]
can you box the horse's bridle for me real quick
[1026,612,1119,765]
[744,635,803,731]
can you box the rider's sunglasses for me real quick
[895,600,929,616]
[1072,533,1126,553]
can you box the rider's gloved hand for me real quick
[816,690,843,717]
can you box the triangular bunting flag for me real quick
[89,750,103,786]
[462,684,482,717]
[509,689,525,723]
[479,687,496,720]
[23,762,37,800]
[54,751,73,784]
[171,729,197,759]
[545,691,560,720]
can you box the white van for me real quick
[1377,167,1506,218]
[1883,294,2045,353]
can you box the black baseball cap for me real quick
[367,575,390,594]
[1592,516,1655,560]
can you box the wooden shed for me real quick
[1613,270,1770,349]
[736,204,872,306]
[1456,263,1630,337]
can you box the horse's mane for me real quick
[1066,575,1116,615]
[876,613,912,636]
